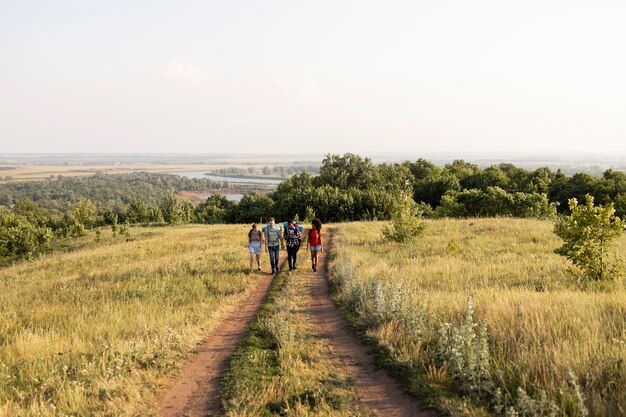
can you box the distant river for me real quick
[169,171,283,185]
[198,193,244,202]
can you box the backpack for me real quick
[283,221,304,232]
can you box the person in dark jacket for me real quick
[284,220,302,271]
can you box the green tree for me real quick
[316,153,381,190]
[195,195,233,224]
[229,194,275,224]
[13,199,56,228]
[554,195,624,281]
[60,213,87,237]
[126,199,149,223]
[404,158,441,181]
[377,163,414,195]
[0,211,53,259]
[382,195,426,243]
[413,171,461,207]
[69,198,98,229]
[160,192,194,224]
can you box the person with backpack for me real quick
[264,217,284,274]
[284,220,302,272]
[246,223,263,274]
[306,218,323,272]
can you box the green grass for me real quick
[0,224,260,416]
[330,218,626,417]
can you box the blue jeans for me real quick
[268,245,280,271]
[287,245,299,270]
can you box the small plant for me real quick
[436,297,492,397]
[554,194,624,282]
[94,228,102,242]
[382,195,426,243]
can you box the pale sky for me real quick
[1,1,625,154]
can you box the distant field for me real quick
[0,163,285,183]
[0,153,322,183]
[331,219,626,416]
[0,224,257,416]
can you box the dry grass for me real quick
[331,218,626,416]
[0,224,260,416]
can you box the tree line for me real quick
[2,153,626,263]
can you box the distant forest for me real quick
[0,172,226,215]
[2,154,625,262]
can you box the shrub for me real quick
[382,196,426,243]
[554,194,624,281]
[0,211,53,259]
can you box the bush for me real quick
[0,211,53,259]
[554,194,624,282]
[382,196,426,243]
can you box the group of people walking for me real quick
[246,217,323,274]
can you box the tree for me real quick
[0,211,53,259]
[382,195,426,243]
[13,199,55,228]
[159,192,194,224]
[70,198,98,229]
[316,153,381,190]
[554,195,624,281]
[413,171,461,207]
[126,199,149,223]
[463,166,510,191]
[549,172,599,213]
[444,159,480,187]
[229,194,275,224]
[404,158,440,181]
[377,163,415,195]
[195,195,233,224]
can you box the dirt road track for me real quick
[157,230,434,417]
[156,255,285,417]
[307,229,435,417]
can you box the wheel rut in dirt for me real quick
[156,254,287,417]
[307,229,435,417]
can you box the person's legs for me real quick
[268,245,275,272]
[269,245,280,272]
[256,253,262,270]
[288,246,299,270]
[249,251,254,273]
[287,246,293,270]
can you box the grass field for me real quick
[0,224,258,416]
[0,164,238,182]
[330,219,626,417]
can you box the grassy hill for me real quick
[0,224,255,416]
[1,219,624,416]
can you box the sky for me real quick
[1,1,625,155]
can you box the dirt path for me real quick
[156,254,286,417]
[308,229,435,417]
